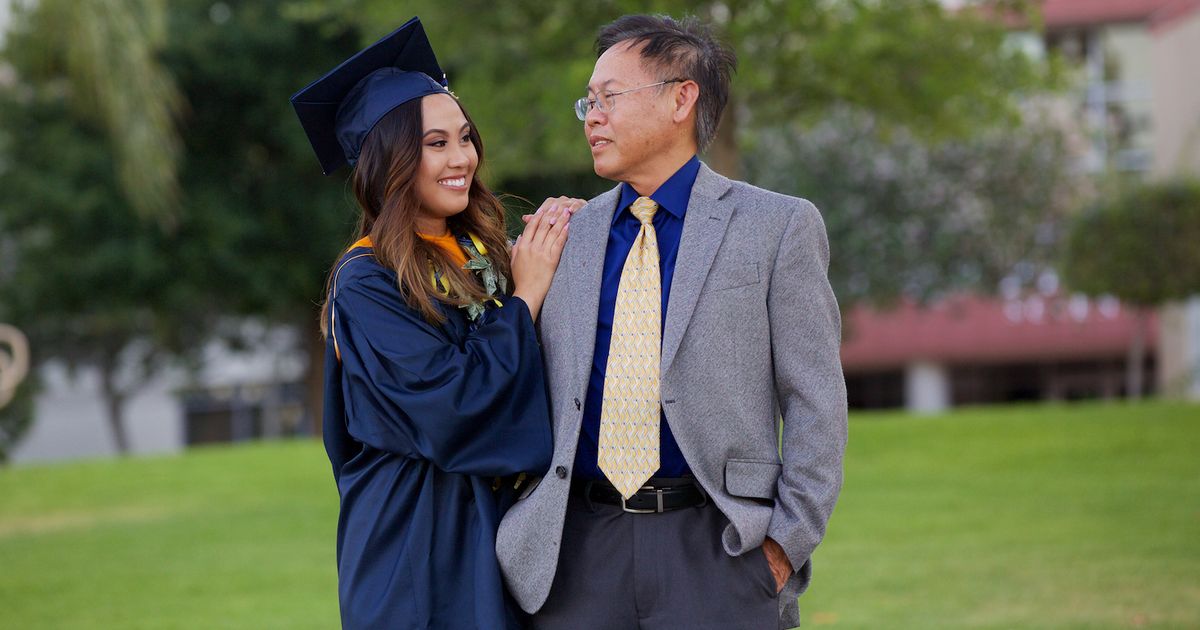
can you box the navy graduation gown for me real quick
[322,245,552,630]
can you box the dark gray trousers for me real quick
[528,490,780,630]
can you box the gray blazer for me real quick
[497,164,848,628]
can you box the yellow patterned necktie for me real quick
[598,196,662,499]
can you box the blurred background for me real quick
[0,0,1197,628]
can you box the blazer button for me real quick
[574,398,581,410]
[555,465,568,479]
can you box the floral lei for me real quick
[430,232,506,322]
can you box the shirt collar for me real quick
[615,155,701,225]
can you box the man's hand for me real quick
[762,537,792,593]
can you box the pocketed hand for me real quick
[762,537,792,594]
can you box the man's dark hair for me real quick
[597,14,737,152]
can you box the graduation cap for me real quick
[291,17,451,175]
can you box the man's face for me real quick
[584,42,675,183]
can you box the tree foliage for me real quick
[0,0,371,442]
[286,0,1058,182]
[161,1,363,322]
[1063,180,1200,307]
[0,56,216,451]
[0,375,35,465]
[160,1,369,428]
[7,0,184,221]
[745,107,1082,306]
[0,324,33,465]
[0,0,1070,440]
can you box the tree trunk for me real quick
[705,98,741,180]
[302,314,326,437]
[98,352,130,455]
[1126,308,1147,400]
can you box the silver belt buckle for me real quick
[620,485,662,514]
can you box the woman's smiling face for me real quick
[413,93,478,233]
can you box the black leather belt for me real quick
[571,477,707,514]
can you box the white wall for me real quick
[1149,11,1200,400]
[12,362,184,464]
[905,361,951,414]
[1151,9,1200,178]
[11,325,307,465]
[1188,299,1200,400]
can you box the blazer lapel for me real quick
[661,164,734,375]
[563,184,622,388]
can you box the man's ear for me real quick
[672,80,700,125]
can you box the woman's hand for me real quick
[510,200,573,321]
[521,196,587,225]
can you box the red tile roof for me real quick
[1148,0,1200,28]
[1039,0,1200,29]
[840,295,1158,371]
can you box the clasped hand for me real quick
[510,196,586,320]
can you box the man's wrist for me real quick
[762,536,793,593]
[766,514,808,572]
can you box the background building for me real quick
[842,292,1158,412]
[842,0,1200,413]
[12,328,308,464]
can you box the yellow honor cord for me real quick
[429,266,453,297]
[467,232,488,256]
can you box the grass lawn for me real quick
[0,400,1197,629]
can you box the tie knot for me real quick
[630,197,659,225]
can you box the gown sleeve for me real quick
[331,268,552,477]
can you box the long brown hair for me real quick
[320,96,512,335]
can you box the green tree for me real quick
[0,0,1069,444]
[0,377,35,466]
[745,108,1082,308]
[288,0,1056,181]
[1062,180,1200,398]
[0,376,35,463]
[10,0,183,221]
[0,0,196,453]
[0,1,367,442]
[0,324,33,465]
[160,1,365,430]
[174,0,1062,426]
[0,70,216,453]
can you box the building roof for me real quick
[1147,0,1200,28]
[840,295,1159,371]
[1039,0,1200,29]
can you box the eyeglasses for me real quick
[574,79,686,121]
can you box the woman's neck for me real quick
[416,217,449,237]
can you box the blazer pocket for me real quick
[516,475,541,500]
[724,458,781,500]
[702,262,760,293]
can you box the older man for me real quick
[498,14,847,629]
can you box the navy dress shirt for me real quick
[575,155,701,481]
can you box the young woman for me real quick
[293,19,582,630]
